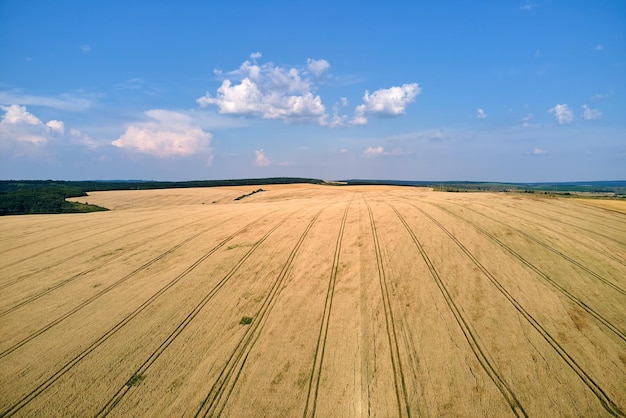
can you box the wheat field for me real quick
[0,184,624,417]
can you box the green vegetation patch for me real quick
[234,188,265,201]
[0,186,108,215]
[125,374,145,387]
[240,316,253,325]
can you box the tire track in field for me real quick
[0,216,159,271]
[0,214,248,360]
[513,197,626,230]
[410,203,625,417]
[0,214,239,317]
[573,200,626,218]
[495,201,626,247]
[303,197,352,418]
[448,202,626,296]
[0,215,182,291]
[551,199,626,228]
[364,199,411,418]
[192,208,325,418]
[472,201,626,268]
[0,216,127,256]
[391,205,527,418]
[0,212,280,418]
[430,202,626,343]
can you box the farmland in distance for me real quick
[0,184,624,417]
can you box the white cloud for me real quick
[80,44,91,53]
[254,149,271,167]
[520,2,537,11]
[521,113,533,127]
[353,83,421,124]
[2,104,41,125]
[0,91,94,111]
[383,127,453,144]
[323,101,350,128]
[581,104,601,120]
[595,44,605,51]
[363,146,385,158]
[590,90,612,101]
[306,58,330,78]
[112,109,212,157]
[198,54,418,128]
[250,51,262,60]
[532,147,546,155]
[46,120,64,134]
[69,128,99,149]
[476,108,487,119]
[0,105,66,145]
[548,104,574,125]
[197,56,326,124]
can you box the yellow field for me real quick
[1,184,624,417]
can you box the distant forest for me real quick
[1,178,624,215]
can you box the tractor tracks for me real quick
[406,202,624,417]
[451,202,626,296]
[364,199,411,418]
[191,208,325,418]
[0,216,159,272]
[0,212,262,361]
[431,203,626,343]
[0,215,188,290]
[473,201,626,269]
[391,205,527,418]
[0,211,282,418]
[497,201,626,248]
[0,215,227,316]
[303,197,352,418]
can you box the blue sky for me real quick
[1,1,624,182]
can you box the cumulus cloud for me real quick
[532,147,546,155]
[112,109,212,157]
[197,56,327,124]
[0,104,65,145]
[548,104,574,125]
[353,83,421,125]
[254,149,271,166]
[306,58,330,78]
[46,120,65,134]
[476,108,487,119]
[2,104,41,125]
[198,54,419,127]
[581,104,601,120]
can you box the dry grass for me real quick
[1,184,624,417]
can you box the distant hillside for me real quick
[340,179,626,195]
[1,178,624,215]
[0,178,325,215]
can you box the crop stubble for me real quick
[0,185,624,417]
